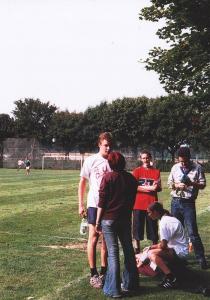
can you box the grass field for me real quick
[0,169,209,300]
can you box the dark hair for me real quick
[140,150,152,158]
[148,202,170,216]
[108,151,125,171]
[98,132,113,145]
[177,147,191,158]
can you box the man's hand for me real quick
[136,254,143,268]
[175,182,187,190]
[95,223,102,234]
[79,205,86,217]
[78,177,86,216]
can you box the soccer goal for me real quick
[41,152,92,170]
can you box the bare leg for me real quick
[148,248,174,275]
[88,224,99,268]
[100,234,107,267]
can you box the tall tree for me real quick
[140,0,210,94]
[0,114,15,165]
[146,95,195,161]
[0,114,15,139]
[106,97,149,154]
[13,98,57,142]
[49,111,84,151]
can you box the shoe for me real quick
[121,283,130,292]
[90,274,103,288]
[99,274,105,285]
[199,259,208,270]
[104,293,122,298]
[159,277,177,289]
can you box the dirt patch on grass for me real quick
[40,242,87,251]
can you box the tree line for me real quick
[0,95,209,161]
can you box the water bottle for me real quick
[80,217,88,235]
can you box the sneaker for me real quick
[99,274,105,285]
[90,274,103,289]
[121,283,129,292]
[159,277,177,289]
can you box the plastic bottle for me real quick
[80,217,88,235]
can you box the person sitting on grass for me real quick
[139,202,189,289]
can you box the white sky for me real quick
[0,0,166,115]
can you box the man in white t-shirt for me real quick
[78,132,113,289]
[146,202,188,289]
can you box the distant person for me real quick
[144,202,189,289]
[132,150,162,254]
[17,159,24,171]
[24,158,31,175]
[168,146,208,269]
[96,152,139,298]
[78,132,113,289]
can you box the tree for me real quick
[77,102,110,152]
[13,98,57,142]
[106,97,149,154]
[49,111,84,151]
[0,114,15,165]
[140,0,210,94]
[146,95,196,161]
[0,114,15,140]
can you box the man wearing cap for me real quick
[168,146,208,269]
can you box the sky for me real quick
[0,0,166,115]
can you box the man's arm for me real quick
[95,207,104,233]
[150,239,168,250]
[190,166,206,190]
[78,177,87,216]
[137,183,158,193]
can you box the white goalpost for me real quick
[41,152,92,170]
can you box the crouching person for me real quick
[146,202,189,289]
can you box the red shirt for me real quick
[133,166,161,210]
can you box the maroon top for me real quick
[98,170,138,221]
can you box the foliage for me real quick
[146,94,198,160]
[0,95,209,157]
[77,102,110,152]
[48,110,84,151]
[0,114,15,140]
[140,0,210,94]
[13,98,57,142]
[106,97,149,153]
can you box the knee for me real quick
[88,234,98,247]
[148,252,156,262]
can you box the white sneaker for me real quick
[90,275,103,289]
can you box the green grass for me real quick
[0,169,209,300]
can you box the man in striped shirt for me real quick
[168,146,208,269]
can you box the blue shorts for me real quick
[87,207,97,225]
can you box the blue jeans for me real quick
[101,219,139,297]
[171,197,205,260]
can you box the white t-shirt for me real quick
[159,215,188,258]
[80,153,111,208]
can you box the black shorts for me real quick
[133,209,158,242]
[87,207,97,225]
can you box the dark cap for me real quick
[177,147,191,158]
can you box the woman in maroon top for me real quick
[96,152,139,298]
